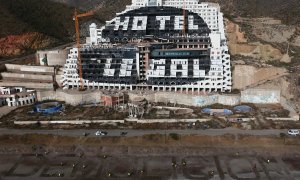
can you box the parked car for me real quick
[288,129,300,136]
[95,131,108,136]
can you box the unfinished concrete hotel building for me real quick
[62,0,232,92]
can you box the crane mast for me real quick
[73,9,94,90]
[182,0,187,37]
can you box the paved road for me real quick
[0,128,288,137]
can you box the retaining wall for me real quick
[128,92,241,107]
[37,89,101,106]
[14,120,124,125]
[37,89,282,107]
[241,89,281,104]
[5,64,54,73]
[218,95,241,106]
[266,117,299,121]
[14,119,209,125]
[1,72,53,81]
[126,118,210,123]
[0,81,53,90]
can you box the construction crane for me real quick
[73,9,94,90]
[182,0,187,37]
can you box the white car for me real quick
[95,131,107,136]
[288,129,300,136]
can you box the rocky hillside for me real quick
[51,0,131,22]
[0,0,75,59]
[0,33,57,58]
[207,0,300,25]
[0,0,131,59]
[52,0,300,25]
[50,0,105,10]
[1,0,299,59]
[0,0,75,40]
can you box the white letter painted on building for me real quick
[188,15,198,30]
[114,17,130,30]
[89,23,97,44]
[156,16,170,30]
[174,16,184,30]
[132,16,148,30]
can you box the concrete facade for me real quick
[0,87,36,107]
[37,49,68,66]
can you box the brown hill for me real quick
[207,0,300,25]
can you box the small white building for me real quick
[36,48,69,66]
[0,87,36,107]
